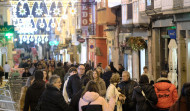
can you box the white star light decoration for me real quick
[35,8,43,16]
[19,8,27,16]
[70,7,76,15]
[39,23,45,28]
[53,8,61,16]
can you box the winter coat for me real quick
[70,88,84,111]
[22,72,32,77]
[102,71,112,89]
[20,86,30,111]
[96,78,106,97]
[106,84,122,111]
[79,91,116,111]
[23,80,45,111]
[118,80,138,111]
[63,77,69,103]
[110,65,118,73]
[54,67,66,83]
[132,84,158,111]
[66,74,90,99]
[169,97,189,111]
[154,77,178,109]
[39,84,71,111]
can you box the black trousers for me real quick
[5,72,8,79]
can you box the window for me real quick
[127,3,132,19]
[147,0,151,6]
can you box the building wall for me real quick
[95,39,107,68]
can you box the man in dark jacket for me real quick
[54,62,66,84]
[66,64,90,99]
[102,66,112,89]
[118,71,138,111]
[24,70,45,111]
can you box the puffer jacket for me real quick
[132,84,158,111]
[79,91,115,111]
[154,77,178,109]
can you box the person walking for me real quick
[37,75,72,111]
[93,70,106,97]
[54,62,66,84]
[63,67,77,103]
[106,74,126,111]
[79,80,116,111]
[102,66,113,89]
[22,67,32,77]
[66,64,90,99]
[23,70,45,111]
[154,70,178,111]
[170,83,190,111]
[3,62,11,79]
[118,71,138,111]
[20,76,34,111]
[132,75,158,111]
[142,66,154,85]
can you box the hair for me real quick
[0,66,4,72]
[139,74,149,84]
[82,80,99,97]
[122,71,131,78]
[68,67,77,73]
[93,70,100,80]
[25,76,34,87]
[161,70,168,78]
[143,66,148,70]
[78,64,85,68]
[110,73,120,84]
[178,83,190,110]
[57,62,62,67]
[5,62,7,64]
[42,69,49,80]
[49,75,60,85]
[34,70,43,80]
[105,66,111,72]
[86,70,93,80]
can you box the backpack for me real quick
[81,102,103,111]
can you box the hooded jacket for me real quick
[132,84,158,111]
[24,80,45,111]
[79,91,115,111]
[154,77,178,109]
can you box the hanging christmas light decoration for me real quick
[35,8,43,16]
[19,7,27,16]
[10,0,78,44]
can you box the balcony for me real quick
[184,0,190,7]
[122,3,133,26]
[133,1,150,25]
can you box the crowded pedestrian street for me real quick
[0,0,190,111]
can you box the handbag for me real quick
[82,101,103,111]
[139,86,157,110]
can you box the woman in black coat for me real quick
[24,70,45,111]
[132,75,158,111]
[38,75,72,111]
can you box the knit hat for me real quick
[34,70,43,80]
